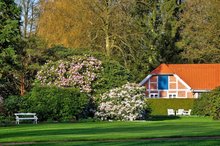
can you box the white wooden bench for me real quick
[15,113,38,124]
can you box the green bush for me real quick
[192,93,211,116]
[23,86,89,121]
[92,59,132,96]
[40,47,132,96]
[0,99,4,114]
[147,98,195,115]
[193,87,220,120]
[3,95,26,116]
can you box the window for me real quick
[149,93,159,98]
[158,76,168,90]
[168,93,177,98]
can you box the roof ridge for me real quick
[151,63,174,74]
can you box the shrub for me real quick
[147,98,195,115]
[192,93,211,116]
[24,86,89,121]
[3,95,26,116]
[95,83,148,121]
[193,87,220,120]
[92,59,132,96]
[37,54,132,96]
[0,96,4,114]
[36,56,102,93]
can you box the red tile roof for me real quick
[151,64,220,90]
[151,64,174,74]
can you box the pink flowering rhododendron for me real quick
[36,56,102,93]
[95,83,146,121]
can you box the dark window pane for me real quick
[158,76,168,90]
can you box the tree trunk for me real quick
[105,31,111,57]
[105,7,111,57]
[20,75,25,96]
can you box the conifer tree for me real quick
[0,0,21,96]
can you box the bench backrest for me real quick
[15,113,36,116]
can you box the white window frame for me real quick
[149,93,159,98]
[168,93,177,98]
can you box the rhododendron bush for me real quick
[36,56,102,93]
[95,83,147,121]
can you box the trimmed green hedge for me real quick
[146,98,196,115]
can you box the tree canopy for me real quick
[178,0,220,63]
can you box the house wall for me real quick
[145,75,194,98]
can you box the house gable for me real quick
[144,74,192,98]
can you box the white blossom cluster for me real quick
[36,56,102,93]
[95,83,146,121]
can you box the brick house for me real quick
[139,64,220,98]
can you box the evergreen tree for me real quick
[127,0,183,81]
[134,0,183,65]
[0,0,21,97]
[0,0,21,72]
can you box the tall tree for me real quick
[178,0,220,63]
[84,0,137,58]
[37,0,137,58]
[12,0,45,96]
[37,0,93,48]
[0,0,21,97]
[37,0,184,82]
[1,0,45,97]
[13,37,46,96]
[126,0,183,81]
[16,0,40,37]
[134,0,183,65]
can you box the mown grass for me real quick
[18,139,220,146]
[0,117,220,145]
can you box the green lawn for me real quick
[0,117,220,145]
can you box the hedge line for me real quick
[146,98,196,115]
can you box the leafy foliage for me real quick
[192,94,211,116]
[95,83,148,121]
[148,98,195,115]
[3,86,90,121]
[0,1,46,97]
[178,0,220,63]
[122,0,184,82]
[0,0,21,97]
[193,87,220,120]
[37,50,132,95]
[134,0,183,64]
[0,96,3,114]
[24,86,88,121]
[0,0,20,71]
[36,56,102,93]
[93,59,132,96]
[31,87,88,121]
[3,95,25,116]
